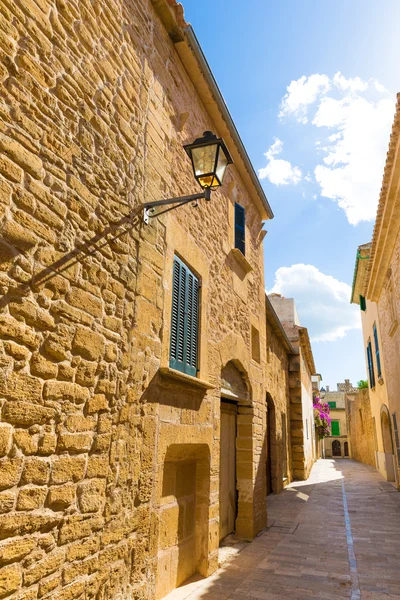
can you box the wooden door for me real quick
[219,401,237,540]
[332,439,341,457]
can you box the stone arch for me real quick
[344,441,349,457]
[332,439,341,457]
[217,333,259,538]
[381,405,394,454]
[380,405,396,482]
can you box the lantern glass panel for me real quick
[215,147,229,184]
[191,144,218,178]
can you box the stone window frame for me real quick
[161,221,211,385]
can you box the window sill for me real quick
[230,248,253,274]
[159,367,215,390]
[389,320,398,337]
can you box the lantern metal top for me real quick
[184,131,233,189]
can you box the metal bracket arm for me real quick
[143,188,211,223]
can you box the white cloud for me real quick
[313,95,394,224]
[269,264,361,342]
[279,74,331,123]
[258,137,302,185]
[333,72,368,93]
[273,72,395,225]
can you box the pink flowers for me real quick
[313,395,331,439]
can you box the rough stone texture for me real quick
[376,232,400,485]
[346,389,376,467]
[0,0,272,598]
[264,299,293,493]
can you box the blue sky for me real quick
[183,0,400,387]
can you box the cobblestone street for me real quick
[164,459,400,600]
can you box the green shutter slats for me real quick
[170,257,199,377]
[373,325,382,379]
[234,203,245,255]
[177,266,186,363]
[186,274,199,374]
[328,401,336,409]
[331,421,340,436]
[170,260,180,362]
[367,341,375,388]
[359,295,366,311]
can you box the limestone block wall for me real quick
[265,318,292,491]
[377,235,400,481]
[0,0,269,598]
[347,390,375,467]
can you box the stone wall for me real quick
[377,234,400,482]
[0,0,269,598]
[347,390,376,467]
[265,313,292,492]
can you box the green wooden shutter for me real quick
[331,421,340,436]
[328,401,336,409]
[373,325,382,379]
[170,257,199,377]
[234,203,245,255]
[367,341,375,388]
[359,295,366,311]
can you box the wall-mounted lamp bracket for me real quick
[143,187,211,224]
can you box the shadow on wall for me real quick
[0,205,143,310]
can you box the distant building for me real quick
[322,382,350,459]
[269,294,317,479]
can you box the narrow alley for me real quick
[164,460,400,600]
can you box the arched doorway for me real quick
[266,393,276,495]
[219,361,250,541]
[344,441,349,457]
[332,440,341,457]
[381,405,395,482]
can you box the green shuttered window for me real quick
[170,256,199,377]
[367,341,375,389]
[331,421,340,436]
[373,324,382,379]
[328,401,336,409]
[359,295,366,311]
[234,203,245,255]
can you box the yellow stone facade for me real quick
[0,1,277,598]
[346,388,376,468]
[353,96,400,487]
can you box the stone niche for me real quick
[155,444,210,600]
[221,361,249,403]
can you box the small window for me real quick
[373,324,382,379]
[328,401,336,409]
[359,295,366,311]
[366,340,375,388]
[331,421,340,436]
[234,203,245,255]
[251,325,260,363]
[170,256,199,377]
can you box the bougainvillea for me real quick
[313,395,331,439]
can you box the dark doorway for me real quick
[219,400,237,540]
[344,441,349,457]
[332,439,341,457]
[266,394,276,495]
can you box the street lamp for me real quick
[143,131,233,223]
